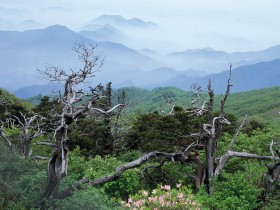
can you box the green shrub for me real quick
[198,172,261,210]
[85,155,142,199]
[52,187,124,210]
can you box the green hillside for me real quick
[112,86,280,122]
[25,86,280,122]
[225,86,280,121]
[112,86,192,113]
[0,89,33,115]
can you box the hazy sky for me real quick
[1,0,280,53]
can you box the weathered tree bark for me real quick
[203,66,232,194]
[264,161,280,196]
[102,82,114,155]
[43,126,68,198]
[0,126,13,151]
[215,151,278,176]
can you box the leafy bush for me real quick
[52,187,124,210]
[198,172,261,210]
[84,155,143,199]
[125,109,205,152]
[0,141,47,208]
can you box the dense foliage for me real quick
[1,85,280,209]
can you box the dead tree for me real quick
[0,97,44,155]
[0,122,13,151]
[88,84,128,154]
[0,96,9,116]
[38,43,123,198]
[10,112,45,158]
[48,65,280,201]
[100,82,115,154]
[202,77,231,193]
[0,97,12,149]
[111,89,128,145]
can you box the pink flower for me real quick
[166,201,172,207]
[153,208,158,210]
[142,191,148,196]
[177,193,183,200]
[176,183,182,188]
[128,198,133,203]
[160,185,171,191]
[133,200,141,207]
[192,201,197,206]
[165,185,171,190]
[150,196,158,204]
[125,203,131,208]
[159,195,165,204]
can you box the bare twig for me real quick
[228,115,248,151]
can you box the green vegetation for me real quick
[27,86,280,122]
[1,84,280,210]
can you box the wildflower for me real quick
[134,200,141,207]
[125,203,131,208]
[192,201,197,206]
[160,185,171,191]
[159,195,165,204]
[177,193,183,200]
[152,189,157,194]
[165,185,171,190]
[128,198,133,203]
[142,190,148,196]
[176,183,182,188]
[166,201,172,207]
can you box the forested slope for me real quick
[2,81,280,209]
[111,86,280,121]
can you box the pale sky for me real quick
[1,0,280,53]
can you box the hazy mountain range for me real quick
[0,15,279,98]
[162,59,280,93]
[79,15,156,31]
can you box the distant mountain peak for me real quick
[44,24,70,31]
[184,47,215,53]
[86,14,156,29]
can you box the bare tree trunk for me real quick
[205,80,215,193]
[22,140,30,158]
[44,126,68,198]
[0,126,13,151]
[101,82,114,155]
[262,159,280,201]
[204,67,232,194]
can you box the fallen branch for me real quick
[35,142,56,147]
[31,156,49,160]
[215,151,277,176]
[59,151,184,198]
